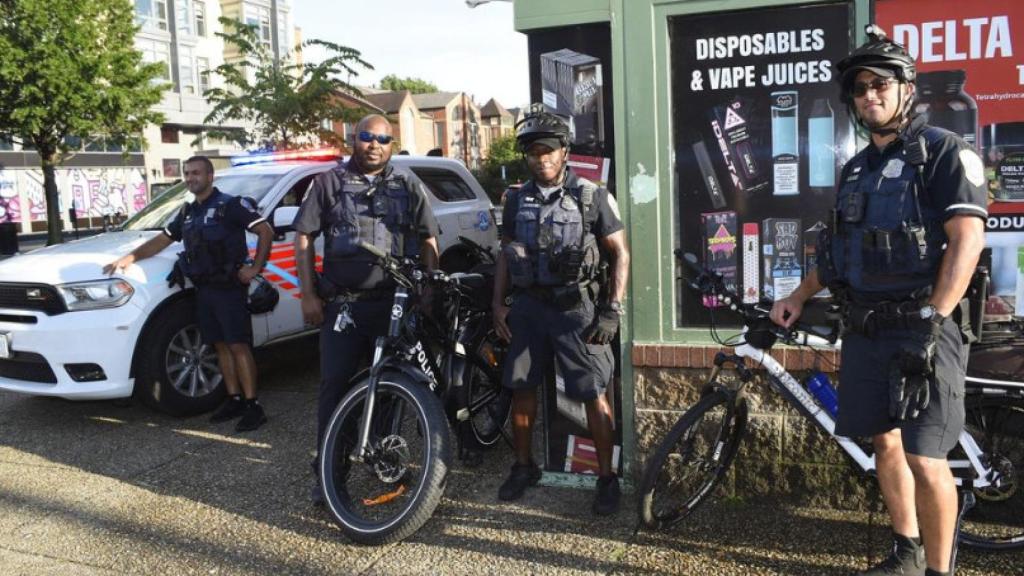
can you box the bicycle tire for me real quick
[464,328,511,447]
[320,373,452,545]
[638,388,747,530]
[957,393,1024,551]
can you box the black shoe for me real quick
[498,461,541,501]
[592,474,621,516]
[859,533,925,576]
[235,401,267,432]
[210,395,245,422]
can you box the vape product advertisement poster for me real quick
[528,23,622,476]
[670,3,854,326]
[878,1,1024,317]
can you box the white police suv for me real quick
[0,151,498,415]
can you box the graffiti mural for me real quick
[0,168,146,225]
[0,170,21,224]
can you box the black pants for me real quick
[316,298,392,447]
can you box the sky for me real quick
[292,0,530,110]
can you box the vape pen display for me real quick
[808,99,835,188]
[742,222,760,304]
[770,91,799,196]
[762,217,802,300]
[693,140,727,209]
[701,211,738,307]
[804,220,830,297]
[540,48,605,147]
[708,98,767,194]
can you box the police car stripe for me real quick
[945,204,988,217]
[246,217,268,230]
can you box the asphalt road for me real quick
[1,336,1022,575]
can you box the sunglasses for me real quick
[358,131,394,145]
[851,77,895,98]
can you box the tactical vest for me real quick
[179,190,249,287]
[823,122,948,300]
[509,173,601,287]
[321,163,419,288]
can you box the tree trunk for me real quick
[41,151,63,246]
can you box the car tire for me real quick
[134,298,225,416]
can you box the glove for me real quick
[584,304,620,345]
[166,260,186,289]
[888,362,931,422]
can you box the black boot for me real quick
[859,533,925,576]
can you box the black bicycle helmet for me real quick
[247,275,279,314]
[514,103,571,152]
[836,25,917,104]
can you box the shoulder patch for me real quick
[240,196,258,211]
[959,149,985,187]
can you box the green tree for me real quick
[203,17,372,150]
[474,134,528,203]
[379,74,438,94]
[0,0,166,245]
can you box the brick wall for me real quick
[632,343,876,509]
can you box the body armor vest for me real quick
[508,173,601,287]
[179,190,248,287]
[823,122,948,300]
[321,163,419,289]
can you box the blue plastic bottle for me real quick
[806,371,838,417]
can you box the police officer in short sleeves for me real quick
[105,155,275,432]
[491,105,631,515]
[293,114,439,505]
[771,27,987,576]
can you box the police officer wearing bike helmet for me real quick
[105,155,276,432]
[293,114,439,506]
[492,104,630,515]
[771,26,987,576]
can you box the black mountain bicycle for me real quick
[318,242,509,545]
[638,251,1024,556]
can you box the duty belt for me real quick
[519,281,597,309]
[328,287,394,304]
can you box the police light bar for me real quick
[230,148,341,167]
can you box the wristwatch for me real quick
[503,295,514,307]
[919,304,944,322]
[607,301,625,316]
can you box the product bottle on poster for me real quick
[914,70,978,149]
[771,91,799,196]
[807,99,835,188]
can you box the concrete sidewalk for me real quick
[0,341,1022,576]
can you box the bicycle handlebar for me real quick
[675,249,838,346]
[357,242,486,293]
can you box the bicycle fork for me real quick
[352,289,409,463]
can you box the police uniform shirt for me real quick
[164,188,265,248]
[501,170,624,245]
[292,160,439,290]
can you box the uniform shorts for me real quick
[196,286,252,345]
[836,317,966,459]
[503,292,614,402]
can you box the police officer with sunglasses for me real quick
[771,26,987,576]
[293,114,440,505]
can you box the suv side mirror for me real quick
[273,206,299,237]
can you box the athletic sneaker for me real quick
[498,461,542,501]
[209,395,245,422]
[859,533,925,576]
[235,401,267,432]
[592,474,621,516]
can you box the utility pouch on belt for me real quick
[503,242,534,288]
[314,272,338,301]
[552,247,585,283]
[551,284,583,310]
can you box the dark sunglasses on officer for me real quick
[851,76,896,98]
[358,131,394,145]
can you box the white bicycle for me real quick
[638,252,1024,555]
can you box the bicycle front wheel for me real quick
[638,389,747,530]
[464,328,510,447]
[958,394,1024,550]
[320,373,452,546]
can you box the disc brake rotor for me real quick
[373,434,411,483]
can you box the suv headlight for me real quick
[56,279,134,311]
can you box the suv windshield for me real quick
[121,174,284,231]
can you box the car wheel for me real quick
[134,298,225,416]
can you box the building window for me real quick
[244,5,272,48]
[137,38,172,82]
[194,0,206,37]
[434,123,445,149]
[163,158,181,179]
[0,137,15,151]
[277,10,290,54]
[174,0,192,36]
[179,46,195,95]
[320,118,333,131]
[161,126,179,144]
[134,0,168,32]
[197,57,210,94]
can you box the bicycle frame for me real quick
[725,330,996,491]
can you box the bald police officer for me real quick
[294,114,440,505]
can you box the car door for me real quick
[410,166,496,255]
